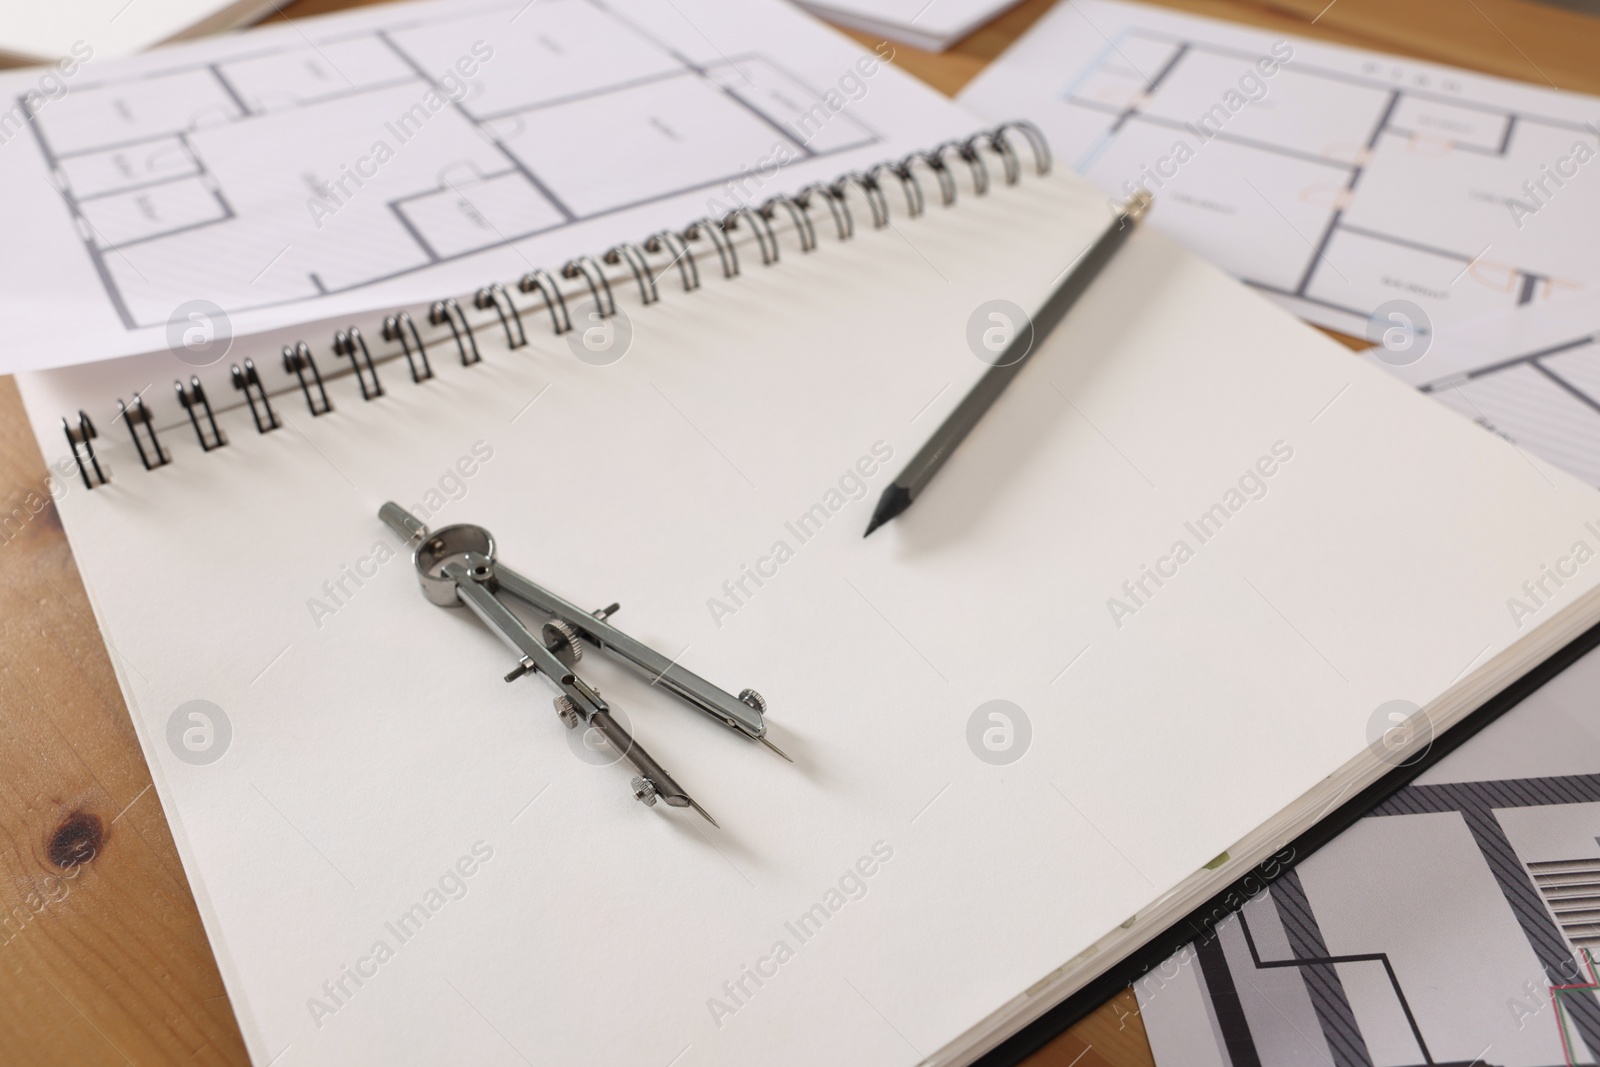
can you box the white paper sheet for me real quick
[1134,638,1600,1067]
[1372,289,1600,486]
[0,0,274,66]
[0,0,976,372]
[19,169,1600,1066]
[958,0,1600,338]
[792,0,1026,52]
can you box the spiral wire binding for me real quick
[429,299,482,366]
[474,283,527,350]
[797,182,850,241]
[518,269,572,334]
[333,327,384,399]
[62,122,1051,489]
[117,394,169,471]
[939,138,991,196]
[684,217,739,279]
[563,256,617,318]
[724,206,779,266]
[230,358,281,434]
[906,152,956,209]
[381,313,433,383]
[604,244,659,306]
[283,342,333,416]
[175,376,225,451]
[762,194,815,253]
[644,231,699,292]
[869,161,922,219]
[833,171,889,229]
[62,410,107,489]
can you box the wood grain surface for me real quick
[2,0,1596,1063]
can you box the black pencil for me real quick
[863,191,1153,537]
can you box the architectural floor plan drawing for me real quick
[0,0,975,369]
[1137,641,1600,1067]
[1380,292,1600,487]
[960,0,1600,338]
[28,0,876,330]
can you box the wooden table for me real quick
[2,0,1596,1063]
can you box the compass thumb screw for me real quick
[541,619,582,664]
[631,776,658,806]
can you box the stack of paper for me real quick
[793,0,1027,52]
[0,0,277,66]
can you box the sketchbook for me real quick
[17,127,1600,1067]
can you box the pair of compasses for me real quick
[379,503,788,826]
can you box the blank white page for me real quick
[19,169,1600,1066]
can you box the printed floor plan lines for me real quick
[1419,332,1600,486]
[1060,28,1594,334]
[1133,641,1600,1067]
[19,0,881,329]
[959,0,1600,337]
[1374,295,1600,489]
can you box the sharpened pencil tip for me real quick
[864,484,912,537]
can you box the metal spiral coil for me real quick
[604,243,659,306]
[644,230,700,291]
[562,255,616,318]
[61,121,1050,488]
